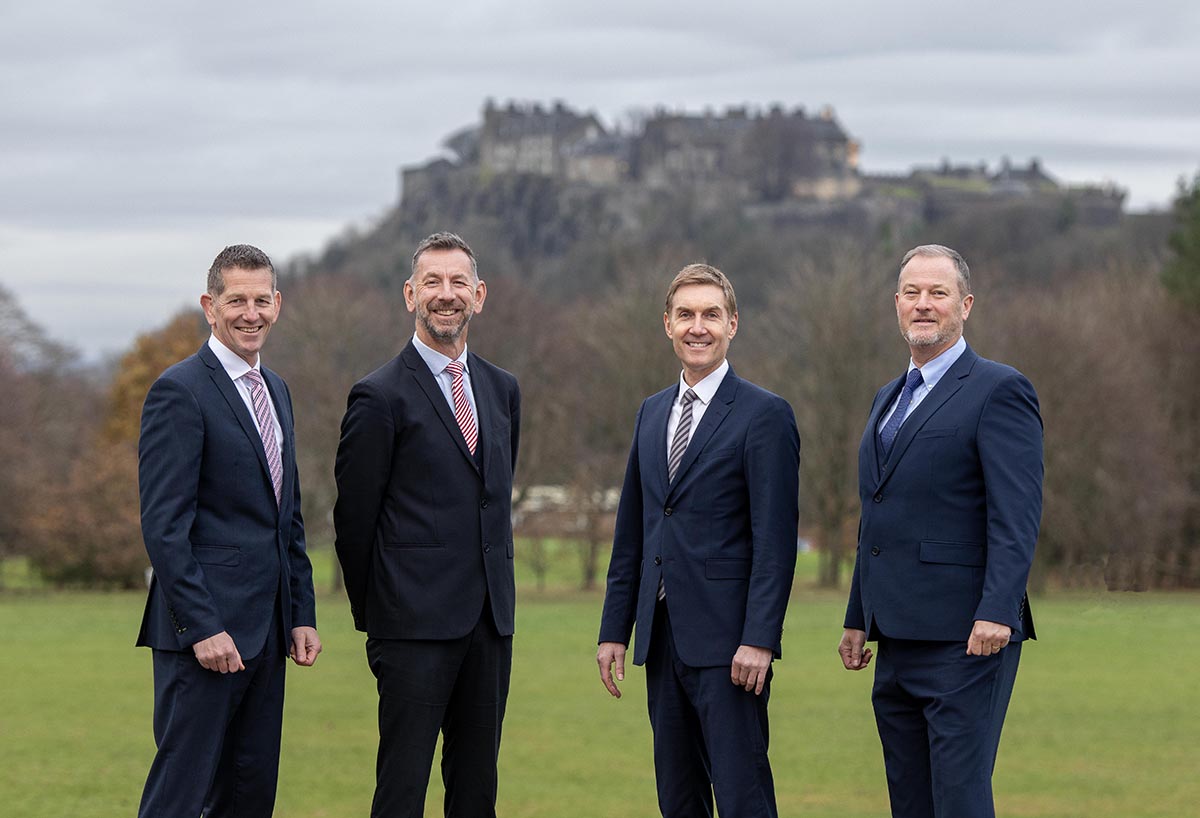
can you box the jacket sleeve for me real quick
[333,379,395,631]
[740,395,800,653]
[598,403,646,646]
[138,376,223,647]
[282,380,316,630]
[510,375,521,477]
[974,372,1044,631]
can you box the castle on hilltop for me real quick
[400,100,1124,229]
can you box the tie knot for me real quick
[905,368,924,391]
[241,368,264,387]
[445,360,464,378]
[680,388,698,407]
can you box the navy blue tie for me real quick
[879,368,924,458]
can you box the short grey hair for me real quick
[899,244,971,296]
[411,231,478,280]
[207,244,276,295]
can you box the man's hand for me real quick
[966,620,1012,656]
[193,631,244,673]
[289,626,322,667]
[838,628,872,670]
[731,645,772,695]
[597,642,627,698]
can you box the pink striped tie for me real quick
[444,360,477,455]
[241,369,283,506]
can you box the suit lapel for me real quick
[401,342,480,473]
[262,367,293,503]
[865,375,903,486]
[644,389,673,497]
[199,344,273,482]
[469,352,494,476]
[667,370,738,496]
[877,346,978,492]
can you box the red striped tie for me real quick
[241,369,283,506]
[444,360,477,455]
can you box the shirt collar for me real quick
[678,359,729,405]
[208,334,260,381]
[413,333,469,376]
[911,335,966,390]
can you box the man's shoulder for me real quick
[154,349,209,389]
[728,373,793,414]
[468,351,519,391]
[640,383,678,409]
[968,352,1034,393]
[354,352,408,390]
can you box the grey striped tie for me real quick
[668,388,698,483]
[659,388,697,602]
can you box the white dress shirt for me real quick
[666,359,729,462]
[412,334,479,428]
[877,335,967,433]
[207,334,283,453]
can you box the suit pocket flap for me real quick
[383,542,446,549]
[192,544,240,567]
[916,426,957,439]
[705,557,751,579]
[920,540,984,566]
[698,445,737,462]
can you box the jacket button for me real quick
[484,543,491,553]
[481,498,489,509]
[873,493,883,503]
[664,507,673,516]
[654,556,662,565]
[870,546,880,556]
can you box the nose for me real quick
[914,291,934,310]
[434,278,456,301]
[686,314,708,334]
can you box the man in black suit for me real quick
[334,231,521,818]
[137,244,321,817]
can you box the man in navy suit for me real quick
[597,263,800,818]
[839,244,1043,818]
[334,231,520,818]
[136,244,321,817]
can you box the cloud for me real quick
[0,0,1197,355]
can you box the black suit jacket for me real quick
[334,340,521,639]
[136,343,316,658]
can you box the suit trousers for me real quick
[645,602,777,818]
[138,607,286,818]
[872,636,1022,818]
[366,611,512,818]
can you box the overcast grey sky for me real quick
[3,1,1198,360]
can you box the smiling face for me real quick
[404,247,486,357]
[895,254,973,365]
[200,265,281,366]
[664,283,738,385]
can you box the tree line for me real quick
[2,174,1197,592]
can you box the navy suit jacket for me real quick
[599,368,800,668]
[333,340,520,639]
[136,343,316,659]
[844,344,1043,642]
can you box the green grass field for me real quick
[1,550,1197,817]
